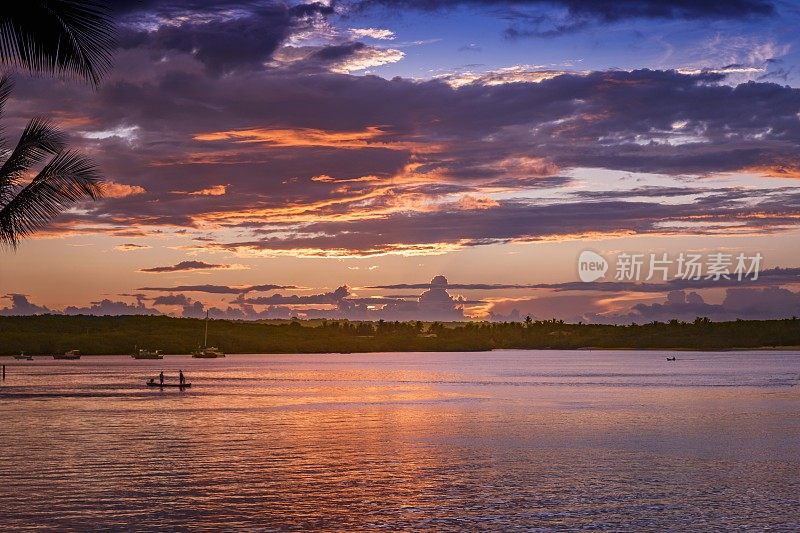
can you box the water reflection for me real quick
[0,351,798,530]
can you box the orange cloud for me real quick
[311,174,381,183]
[745,164,800,179]
[193,126,395,149]
[221,241,468,259]
[456,195,500,210]
[104,182,146,198]
[188,184,228,196]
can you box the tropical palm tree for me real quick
[0,1,114,85]
[0,76,103,248]
[0,1,114,248]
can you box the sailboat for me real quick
[192,310,225,358]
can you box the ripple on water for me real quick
[0,351,798,530]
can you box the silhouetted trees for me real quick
[2,315,800,355]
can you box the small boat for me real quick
[13,352,33,360]
[191,310,225,358]
[54,350,81,360]
[132,348,163,360]
[192,346,225,358]
[666,356,677,361]
[146,381,191,388]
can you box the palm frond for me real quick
[0,1,115,86]
[0,150,104,248]
[0,118,65,200]
[0,75,12,115]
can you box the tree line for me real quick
[2,314,800,355]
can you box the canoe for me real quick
[146,382,191,388]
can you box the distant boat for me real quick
[54,350,81,360]
[192,346,225,358]
[13,352,33,360]
[132,347,163,360]
[666,356,677,361]
[192,310,225,358]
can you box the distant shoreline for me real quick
[2,315,800,355]
[4,345,800,357]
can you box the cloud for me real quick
[0,294,53,316]
[137,284,297,294]
[370,267,800,292]
[290,42,405,73]
[118,2,335,75]
[606,287,800,323]
[327,45,405,73]
[151,294,193,306]
[353,0,776,37]
[187,184,227,196]
[103,182,147,198]
[349,28,396,40]
[440,66,573,88]
[138,260,248,273]
[64,299,160,316]
[115,243,152,251]
[13,19,800,259]
[220,187,800,257]
[193,126,391,148]
[239,286,352,305]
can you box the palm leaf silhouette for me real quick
[0,1,115,85]
[0,76,103,248]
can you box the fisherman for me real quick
[179,370,185,386]
[159,370,164,385]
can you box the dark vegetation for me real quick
[2,315,800,355]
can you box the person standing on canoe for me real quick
[159,371,164,386]
[179,370,185,386]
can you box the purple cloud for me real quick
[138,261,246,273]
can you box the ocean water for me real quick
[0,350,798,531]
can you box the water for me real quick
[0,350,798,531]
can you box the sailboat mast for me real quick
[204,310,209,347]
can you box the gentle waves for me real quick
[0,351,799,531]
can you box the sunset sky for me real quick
[2,0,800,322]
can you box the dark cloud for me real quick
[117,2,334,75]
[487,286,800,324]
[239,286,351,305]
[138,284,297,294]
[603,287,800,323]
[6,269,800,322]
[63,299,160,316]
[353,0,774,18]
[152,294,193,305]
[371,267,800,292]
[8,10,800,258]
[0,294,52,316]
[223,188,800,256]
[138,261,243,273]
[353,0,775,38]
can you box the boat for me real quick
[192,346,225,358]
[666,356,677,361]
[13,352,33,360]
[192,310,225,358]
[146,380,191,388]
[54,350,81,360]
[132,347,164,360]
